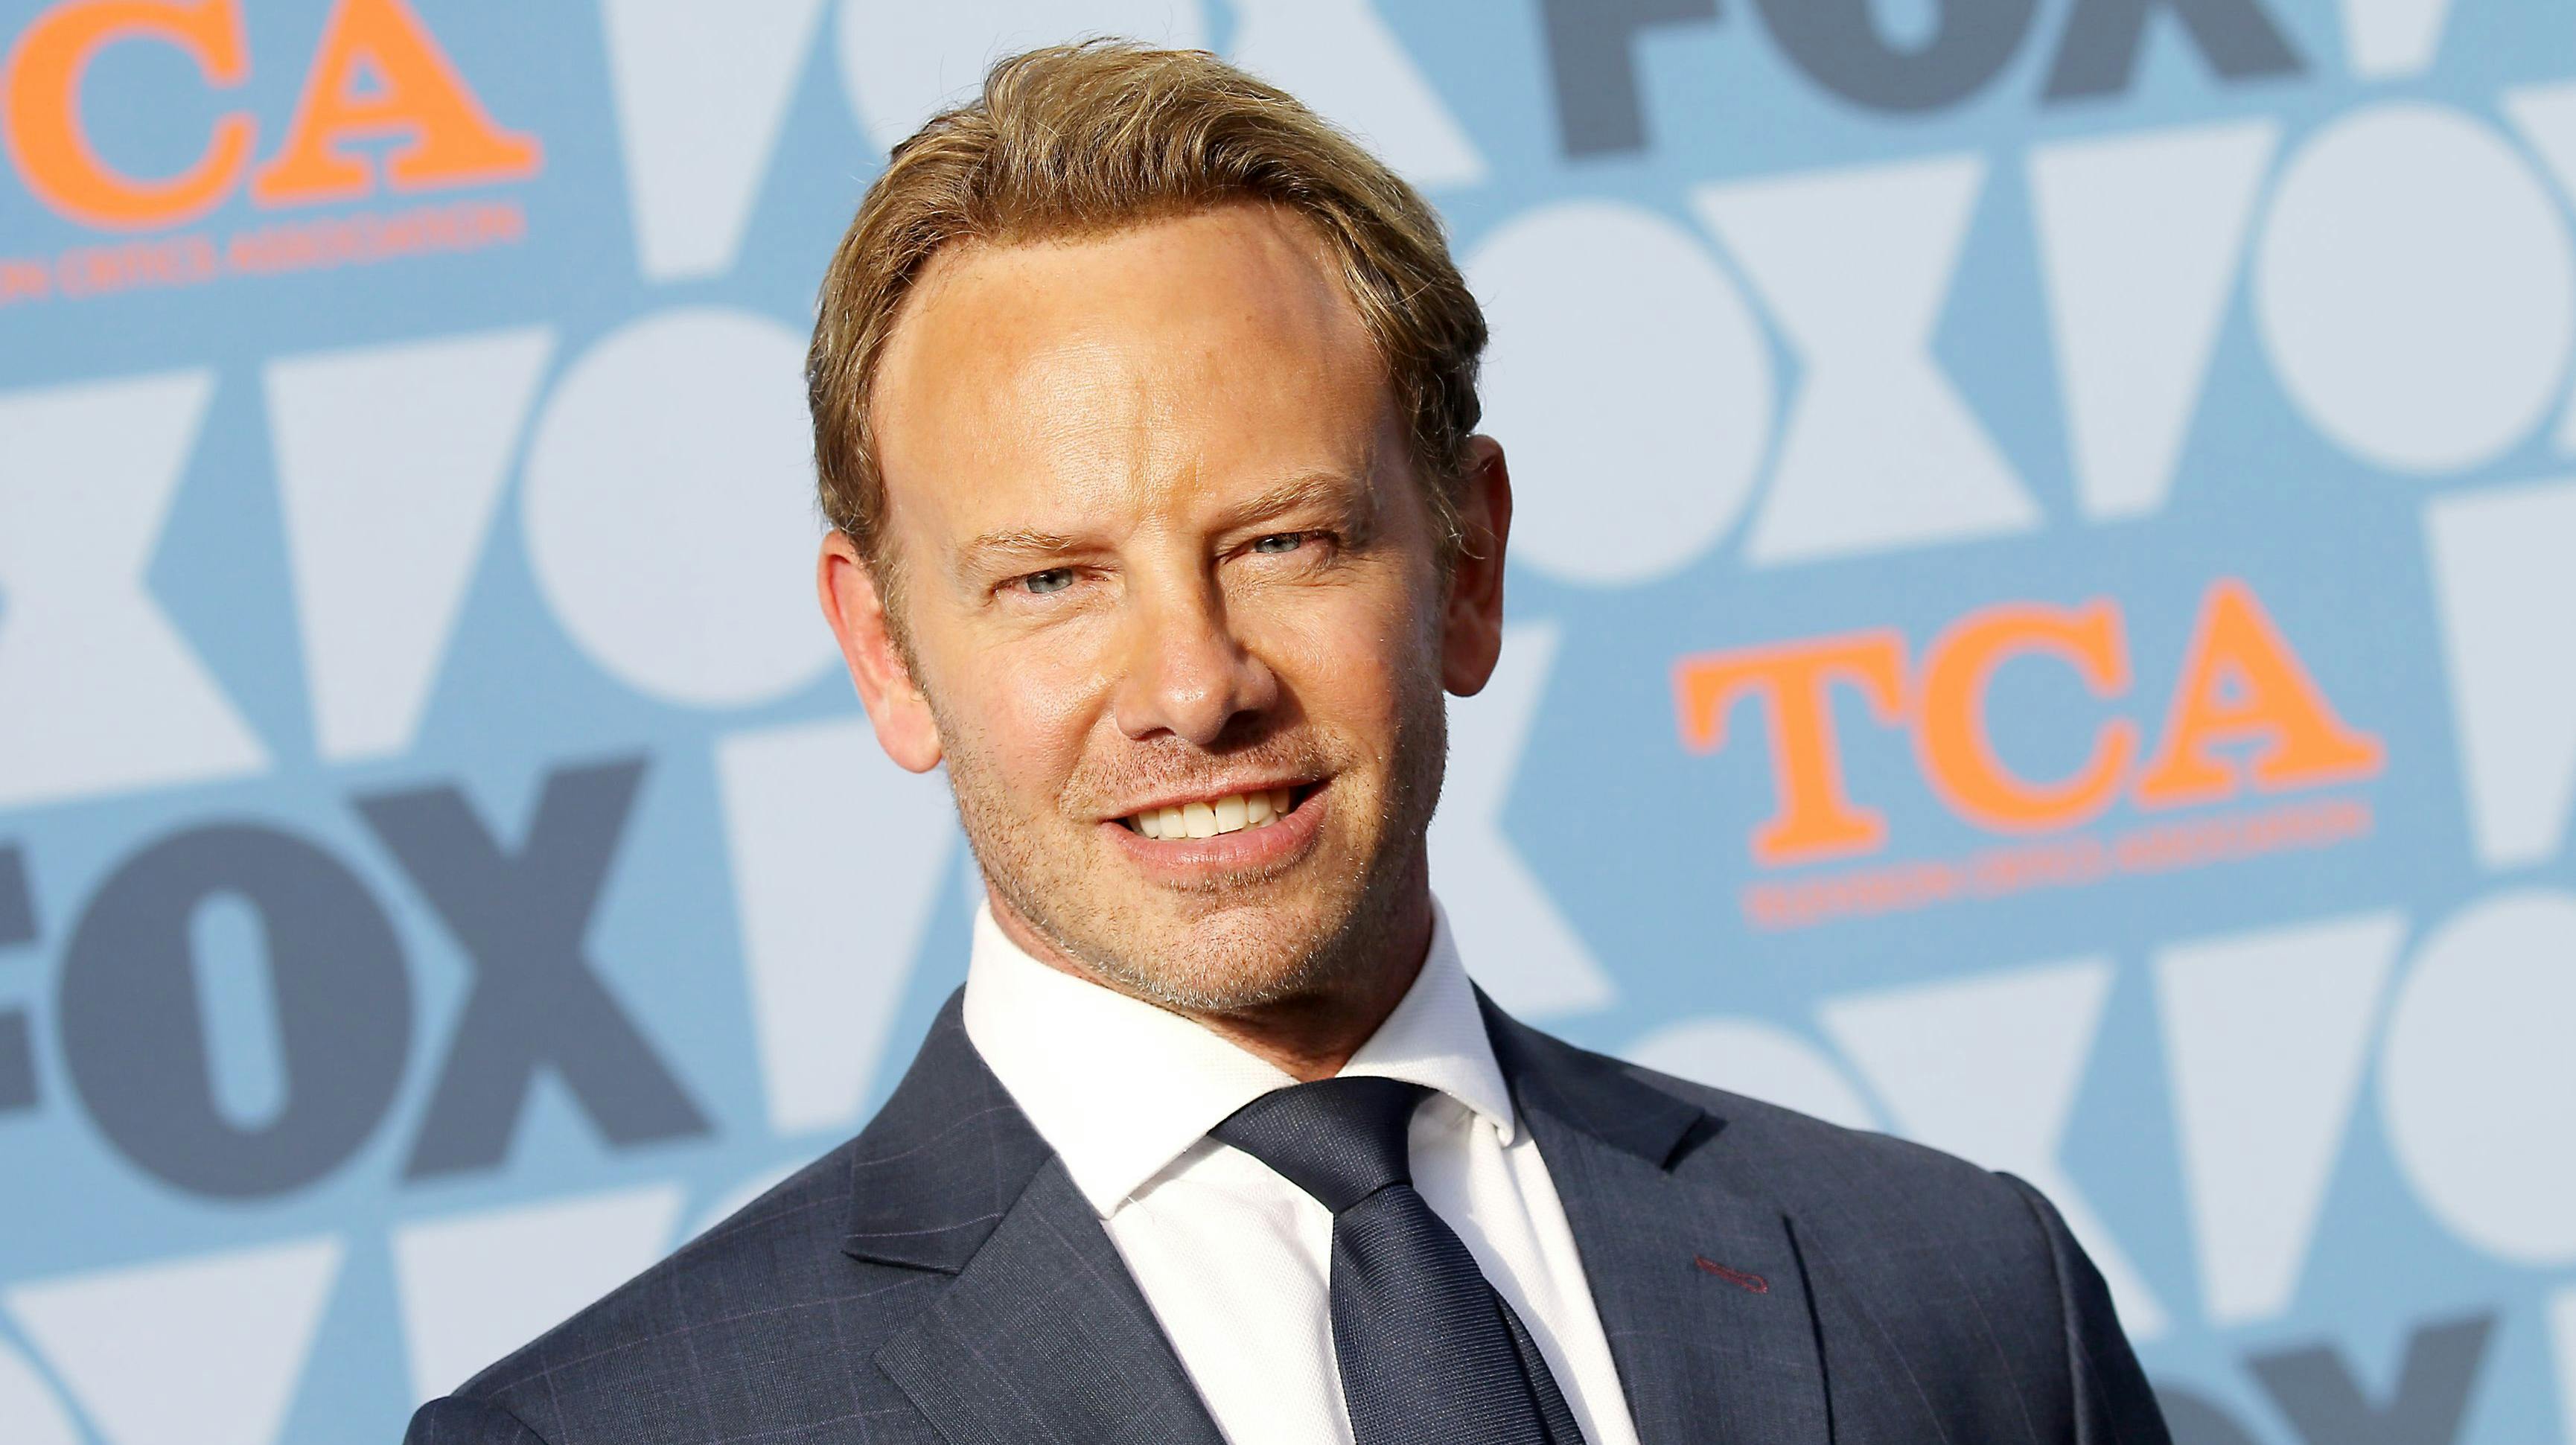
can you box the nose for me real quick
[1110,573,1278,747]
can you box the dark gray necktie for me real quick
[1210,1076,1585,1445]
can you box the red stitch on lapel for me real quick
[1695,1255,1770,1293]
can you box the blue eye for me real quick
[1252,532,1305,555]
[1021,568,1076,595]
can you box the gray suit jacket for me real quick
[407,990,2169,1444]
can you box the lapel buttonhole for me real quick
[1694,1254,1770,1294]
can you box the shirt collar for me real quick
[961,896,1517,1217]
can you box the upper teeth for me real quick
[1132,788,1295,839]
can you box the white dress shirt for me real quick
[962,899,1642,1445]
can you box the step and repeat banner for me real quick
[3,0,2573,1440]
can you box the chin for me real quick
[1121,940,1340,1013]
[1127,869,1426,1010]
[1071,899,1342,1011]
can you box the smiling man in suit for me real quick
[408,42,2169,1445]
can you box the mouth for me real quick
[1118,782,1314,839]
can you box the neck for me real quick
[989,884,1436,1083]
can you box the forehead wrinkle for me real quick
[1121,361,1187,516]
[1119,342,1388,538]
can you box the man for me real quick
[409,42,2168,1445]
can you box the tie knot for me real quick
[1211,1076,1432,1213]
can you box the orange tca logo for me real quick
[3,0,538,232]
[1674,579,2385,867]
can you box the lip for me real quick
[1100,778,1328,879]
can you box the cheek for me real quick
[1254,586,1429,733]
[928,630,1106,801]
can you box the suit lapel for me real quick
[1486,1000,1833,1445]
[874,1155,1227,1445]
[842,995,1224,1445]
[847,987,1834,1444]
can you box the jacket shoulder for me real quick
[1609,1049,2072,1301]
[1507,1018,2070,1307]
[1573,1043,2166,1441]
[1508,1012,2046,1240]
[1629,1056,2041,1225]
[415,1140,943,1443]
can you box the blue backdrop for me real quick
[3,1,2573,1441]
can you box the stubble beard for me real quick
[935,671,1450,1017]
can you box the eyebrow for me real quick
[958,526,1083,572]
[955,470,1380,575]
[1221,471,1379,542]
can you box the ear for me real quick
[817,532,944,772]
[1440,436,1512,698]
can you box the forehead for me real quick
[870,204,1400,546]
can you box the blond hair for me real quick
[806,40,1487,572]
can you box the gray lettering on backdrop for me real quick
[358,757,711,1179]
[1750,0,2037,112]
[2154,1385,2263,1445]
[0,1011,32,1114]
[1540,0,1720,156]
[2042,0,2301,101]
[0,845,35,1111]
[0,845,32,945]
[59,826,410,1197]
[2251,1315,2496,1445]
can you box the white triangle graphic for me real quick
[837,1,1208,153]
[266,328,555,762]
[394,1185,684,1403]
[2158,911,2404,1323]
[6,1236,343,1445]
[1695,156,2043,566]
[718,718,958,1135]
[0,1339,80,1445]
[1433,622,1616,1018]
[602,0,829,282]
[0,371,269,809]
[2337,0,2457,79]
[2424,478,2576,870]
[2030,119,2278,521]
[1230,0,1485,188]
[1822,960,2169,1337]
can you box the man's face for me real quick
[838,204,1499,1012]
